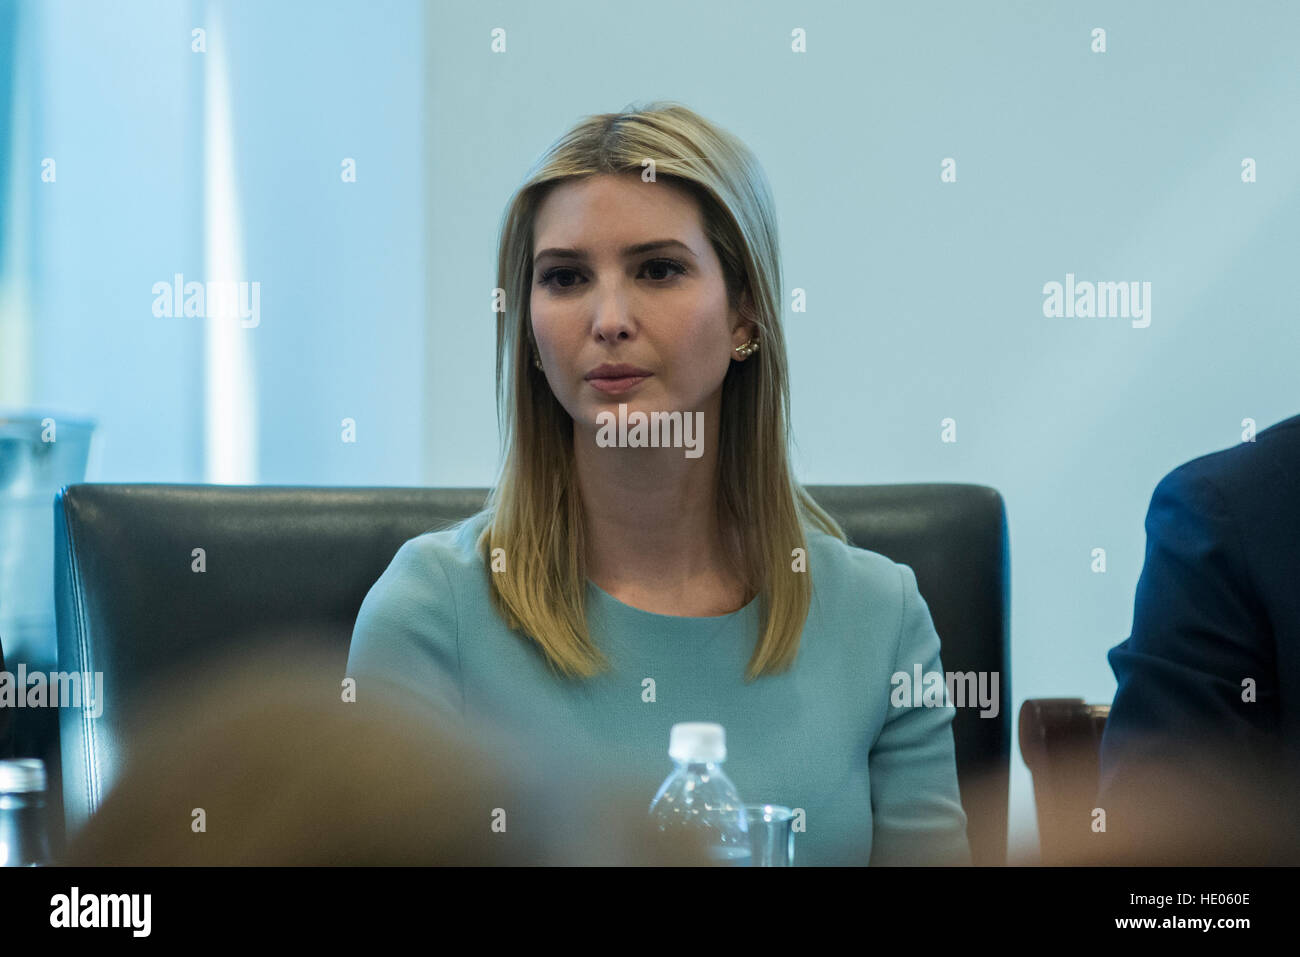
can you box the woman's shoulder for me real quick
[385,508,491,583]
[803,524,920,629]
[799,526,942,679]
[359,509,490,610]
[805,524,909,591]
[352,510,492,655]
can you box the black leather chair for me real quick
[54,482,1011,864]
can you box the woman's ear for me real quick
[732,284,758,338]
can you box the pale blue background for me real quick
[2,0,1297,861]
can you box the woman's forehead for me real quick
[534,174,702,246]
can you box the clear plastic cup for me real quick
[745,804,795,866]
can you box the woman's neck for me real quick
[573,418,746,612]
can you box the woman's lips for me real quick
[587,375,650,394]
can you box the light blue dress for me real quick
[347,508,970,865]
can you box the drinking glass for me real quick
[745,804,794,866]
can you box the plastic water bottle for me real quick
[649,722,751,865]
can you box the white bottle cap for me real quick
[669,722,726,764]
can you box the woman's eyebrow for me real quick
[533,239,697,265]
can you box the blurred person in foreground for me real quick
[1095,413,1300,864]
[348,101,970,866]
[63,635,708,866]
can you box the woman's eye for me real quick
[538,259,686,290]
[642,258,687,281]
[538,267,581,289]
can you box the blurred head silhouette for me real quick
[62,630,709,866]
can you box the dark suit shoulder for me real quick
[1162,413,1300,501]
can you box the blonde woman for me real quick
[348,102,970,866]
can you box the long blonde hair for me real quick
[478,101,846,681]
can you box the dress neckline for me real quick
[585,578,759,624]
